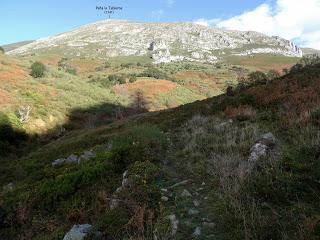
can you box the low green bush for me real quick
[39,162,108,205]
[310,108,320,126]
[139,67,168,79]
[30,62,46,78]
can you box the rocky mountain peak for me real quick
[8,20,303,63]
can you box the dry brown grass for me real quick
[224,105,256,119]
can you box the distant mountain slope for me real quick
[302,47,320,55]
[1,40,34,52]
[8,20,302,63]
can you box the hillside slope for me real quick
[0,56,319,239]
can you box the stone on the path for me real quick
[79,150,96,162]
[188,208,200,215]
[167,214,179,236]
[203,221,216,228]
[259,132,276,146]
[109,199,120,210]
[63,224,92,240]
[122,178,132,188]
[52,158,66,167]
[161,196,169,202]
[3,182,15,192]
[248,143,268,162]
[193,226,201,237]
[66,154,79,164]
[181,189,192,197]
[168,179,190,189]
[193,200,200,207]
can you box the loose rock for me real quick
[193,226,201,237]
[181,189,192,197]
[63,224,92,240]
[167,214,179,236]
[188,208,200,215]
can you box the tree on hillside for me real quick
[0,46,4,54]
[266,70,280,81]
[30,61,46,78]
[248,71,267,84]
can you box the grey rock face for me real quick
[8,20,303,63]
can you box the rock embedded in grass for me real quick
[181,189,192,197]
[167,214,179,236]
[193,226,201,237]
[248,132,276,162]
[188,208,200,215]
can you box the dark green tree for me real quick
[266,70,280,81]
[248,71,267,84]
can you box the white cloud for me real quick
[166,0,176,8]
[194,0,320,49]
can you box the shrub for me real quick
[120,63,134,68]
[239,93,255,106]
[129,75,137,83]
[30,61,46,78]
[248,71,267,84]
[107,144,145,174]
[128,161,161,184]
[266,70,280,81]
[140,67,168,79]
[0,46,4,54]
[40,163,107,205]
[310,108,320,126]
[66,67,77,75]
[108,74,126,84]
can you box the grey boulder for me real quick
[63,224,92,240]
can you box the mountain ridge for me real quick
[8,20,303,63]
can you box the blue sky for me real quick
[0,0,265,45]
[1,0,320,49]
